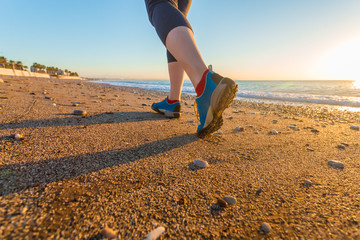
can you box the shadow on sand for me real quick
[0,111,167,130]
[0,133,198,197]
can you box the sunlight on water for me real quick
[352,80,360,89]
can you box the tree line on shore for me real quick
[0,56,78,76]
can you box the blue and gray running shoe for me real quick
[151,98,181,118]
[195,71,238,138]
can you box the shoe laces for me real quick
[194,100,199,121]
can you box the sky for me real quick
[1,0,360,80]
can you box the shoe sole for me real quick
[197,78,238,138]
[151,106,181,119]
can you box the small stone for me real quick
[44,96,54,100]
[311,129,319,133]
[256,188,263,196]
[259,222,271,234]
[270,129,278,135]
[272,120,278,124]
[73,110,87,116]
[14,133,24,140]
[72,103,79,107]
[341,142,349,146]
[142,103,147,106]
[222,196,236,205]
[51,103,56,106]
[147,226,165,240]
[233,126,244,132]
[187,120,194,123]
[328,160,345,170]
[304,179,312,187]
[193,159,209,168]
[337,144,346,149]
[307,148,314,152]
[100,227,117,239]
[214,130,223,135]
[250,112,256,114]
[350,125,359,131]
[178,198,187,205]
[227,116,233,120]
[217,198,228,208]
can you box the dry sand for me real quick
[0,77,359,239]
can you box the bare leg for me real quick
[168,62,185,100]
[165,26,207,88]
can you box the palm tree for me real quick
[8,60,15,69]
[15,61,23,70]
[0,56,7,68]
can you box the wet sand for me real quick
[0,77,359,239]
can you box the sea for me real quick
[92,80,360,110]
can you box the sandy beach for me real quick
[0,77,359,239]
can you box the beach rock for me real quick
[270,130,278,135]
[337,144,346,149]
[259,222,272,234]
[100,227,117,239]
[193,159,209,168]
[350,125,359,131]
[328,160,345,170]
[304,179,313,187]
[14,133,24,140]
[214,130,223,135]
[233,126,244,132]
[44,96,54,101]
[289,125,300,131]
[147,226,165,240]
[222,196,237,205]
[217,198,228,208]
[73,110,87,116]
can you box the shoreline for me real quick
[1,76,359,239]
[92,79,360,112]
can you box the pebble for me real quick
[337,144,346,149]
[270,129,278,135]
[217,198,228,208]
[304,179,313,187]
[350,125,359,131]
[14,133,24,140]
[214,130,224,135]
[272,120,278,124]
[227,116,233,120]
[51,103,56,106]
[341,142,349,146]
[193,159,209,168]
[100,227,117,239]
[311,129,320,133]
[147,226,165,240]
[187,120,194,123]
[222,196,237,205]
[44,96,54,101]
[73,110,87,116]
[328,160,345,170]
[233,126,244,132]
[259,222,272,234]
[142,103,147,106]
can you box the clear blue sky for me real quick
[2,0,360,80]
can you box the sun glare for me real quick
[318,37,360,81]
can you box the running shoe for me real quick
[151,98,181,118]
[195,71,238,138]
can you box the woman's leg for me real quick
[168,61,185,100]
[166,0,192,101]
